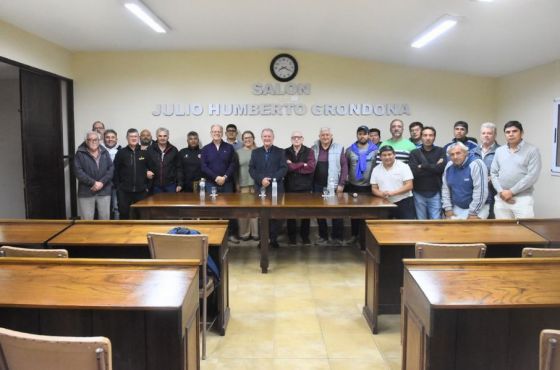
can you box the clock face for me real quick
[270,54,298,82]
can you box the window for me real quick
[552,98,560,175]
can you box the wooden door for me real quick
[20,69,65,218]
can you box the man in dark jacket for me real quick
[249,128,288,248]
[285,130,316,245]
[409,126,446,219]
[146,127,183,193]
[179,131,202,192]
[74,131,114,220]
[113,128,151,219]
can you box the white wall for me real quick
[496,60,560,217]
[0,72,26,218]
[72,51,496,150]
[0,20,72,78]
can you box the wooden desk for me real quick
[363,220,548,334]
[519,218,560,246]
[0,219,72,247]
[48,220,230,335]
[0,258,200,370]
[132,192,394,273]
[402,258,560,370]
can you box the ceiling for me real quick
[1,0,559,77]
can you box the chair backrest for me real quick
[0,246,68,258]
[415,242,487,259]
[147,233,208,264]
[540,329,560,370]
[522,248,560,258]
[0,327,111,370]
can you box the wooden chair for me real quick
[540,329,559,370]
[415,242,487,258]
[0,246,68,258]
[522,248,560,258]
[147,233,213,360]
[0,327,111,370]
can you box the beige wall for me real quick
[0,20,72,78]
[72,51,496,149]
[496,61,560,217]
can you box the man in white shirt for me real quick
[370,145,416,219]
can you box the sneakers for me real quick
[302,238,312,246]
[332,238,344,246]
[315,237,329,246]
[345,236,358,246]
[228,235,240,244]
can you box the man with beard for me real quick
[344,125,377,246]
[179,131,203,192]
[376,119,417,164]
[140,129,155,150]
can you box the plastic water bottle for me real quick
[328,177,336,197]
[199,178,206,195]
[271,178,278,198]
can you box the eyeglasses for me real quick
[291,136,303,140]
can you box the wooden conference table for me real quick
[0,258,200,370]
[363,219,548,334]
[46,219,230,335]
[0,218,230,336]
[132,192,394,273]
[519,218,560,247]
[0,219,72,247]
[402,258,560,370]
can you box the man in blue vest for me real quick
[442,142,489,219]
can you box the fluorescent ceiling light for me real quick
[411,15,459,49]
[123,0,169,33]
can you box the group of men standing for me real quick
[74,117,542,247]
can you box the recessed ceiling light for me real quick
[411,15,459,49]
[123,0,170,34]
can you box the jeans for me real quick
[413,191,442,220]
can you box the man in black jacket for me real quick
[113,128,152,219]
[249,128,288,248]
[179,131,202,192]
[408,126,446,219]
[146,127,183,193]
[285,130,316,245]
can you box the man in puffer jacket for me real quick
[74,131,114,220]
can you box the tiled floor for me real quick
[202,240,402,370]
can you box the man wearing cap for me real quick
[442,142,489,219]
[370,145,416,219]
[345,125,378,245]
[225,124,243,150]
[443,121,478,157]
[376,119,417,164]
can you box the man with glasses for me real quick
[225,124,243,150]
[285,131,316,246]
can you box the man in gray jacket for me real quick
[74,131,114,220]
[491,121,541,219]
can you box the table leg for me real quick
[259,209,269,273]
